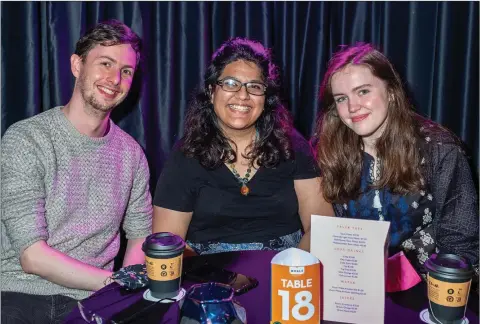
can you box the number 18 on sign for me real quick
[270,248,321,323]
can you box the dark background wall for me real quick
[2,1,478,189]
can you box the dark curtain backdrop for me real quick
[2,1,479,189]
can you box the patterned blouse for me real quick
[332,125,479,280]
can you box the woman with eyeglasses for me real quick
[314,43,478,277]
[153,37,333,256]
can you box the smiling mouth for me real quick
[97,85,119,99]
[228,104,251,112]
[351,114,369,123]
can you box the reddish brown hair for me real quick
[315,43,424,203]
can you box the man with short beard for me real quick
[1,20,152,323]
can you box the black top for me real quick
[153,129,319,246]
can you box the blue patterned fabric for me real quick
[338,152,436,251]
[332,128,478,280]
[187,230,302,255]
[332,126,479,293]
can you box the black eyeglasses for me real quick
[216,77,267,96]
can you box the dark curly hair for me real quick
[75,19,142,65]
[181,37,294,169]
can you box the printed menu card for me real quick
[310,215,390,324]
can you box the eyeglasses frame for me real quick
[215,77,267,96]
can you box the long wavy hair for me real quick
[181,37,293,169]
[316,43,426,203]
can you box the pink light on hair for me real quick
[319,42,386,105]
[212,37,279,81]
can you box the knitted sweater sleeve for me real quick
[122,150,153,240]
[1,124,49,255]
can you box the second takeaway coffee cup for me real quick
[424,254,473,324]
[142,232,186,299]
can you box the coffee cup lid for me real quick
[424,254,473,278]
[143,232,186,252]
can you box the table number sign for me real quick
[270,248,320,323]
[310,215,390,324]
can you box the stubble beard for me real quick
[78,72,119,116]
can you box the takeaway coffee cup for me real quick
[142,232,186,299]
[424,254,473,324]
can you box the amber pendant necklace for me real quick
[227,129,258,196]
[229,163,252,196]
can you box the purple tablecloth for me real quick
[65,250,479,323]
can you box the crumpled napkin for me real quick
[110,264,149,290]
[386,251,422,292]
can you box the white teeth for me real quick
[99,86,115,95]
[228,104,250,112]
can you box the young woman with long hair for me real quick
[153,38,333,255]
[315,43,478,276]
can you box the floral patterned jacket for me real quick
[332,123,479,288]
